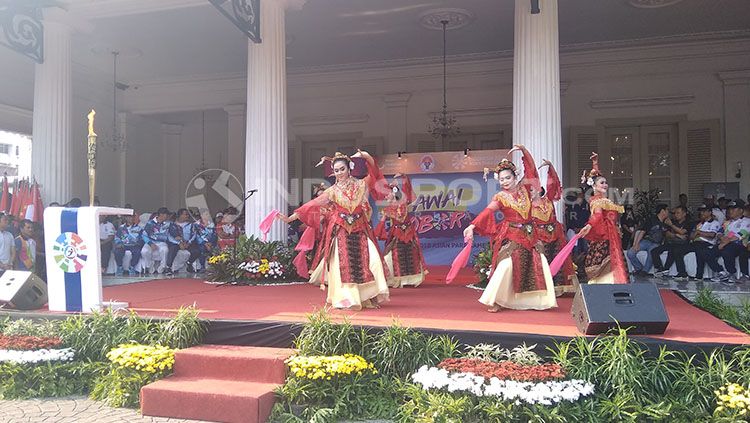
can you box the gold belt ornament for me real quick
[510,222,534,235]
[339,212,361,226]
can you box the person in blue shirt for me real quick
[114,211,144,276]
[194,209,217,273]
[167,208,201,274]
[140,207,171,275]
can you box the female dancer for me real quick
[277,151,390,309]
[376,173,427,288]
[577,153,628,284]
[463,145,557,312]
[306,183,331,290]
[532,159,578,295]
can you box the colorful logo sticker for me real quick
[53,232,88,273]
[419,155,436,172]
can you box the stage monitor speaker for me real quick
[571,282,669,335]
[0,271,48,310]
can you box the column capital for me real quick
[383,92,412,108]
[223,104,247,117]
[718,70,750,86]
[161,123,183,136]
[43,8,94,34]
[282,0,307,11]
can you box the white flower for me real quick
[586,177,594,186]
[0,348,75,364]
[411,366,594,405]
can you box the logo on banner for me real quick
[53,232,88,273]
[419,155,436,172]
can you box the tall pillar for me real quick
[383,93,411,154]
[224,104,246,185]
[245,0,305,241]
[161,124,183,209]
[513,0,563,216]
[718,70,750,194]
[31,13,73,205]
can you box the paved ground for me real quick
[0,397,206,423]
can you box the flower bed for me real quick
[411,365,593,405]
[0,348,75,364]
[437,358,565,382]
[206,235,299,284]
[286,354,377,380]
[106,344,175,374]
[0,335,63,350]
[715,383,750,419]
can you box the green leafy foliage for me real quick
[472,242,493,289]
[1,318,61,337]
[206,234,299,284]
[0,361,107,399]
[633,188,663,224]
[693,288,750,334]
[90,364,165,408]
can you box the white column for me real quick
[161,124,183,209]
[224,104,246,185]
[513,0,563,216]
[245,0,305,241]
[383,93,411,154]
[718,70,750,194]
[31,16,72,205]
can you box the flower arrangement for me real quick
[437,358,565,382]
[285,354,378,380]
[0,348,75,364]
[0,335,63,350]
[411,365,594,405]
[206,235,299,284]
[472,243,493,289]
[106,344,175,374]
[715,383,750,419]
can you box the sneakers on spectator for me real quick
[653,269,669,278]
[163,269,174,277]
[738,274,750,283]
[115,266,124,277]
[673,274,688,281]
[186,263,195,273]
[128,268,138,276]
[711,271,730,283]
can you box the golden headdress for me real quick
[315,152,355,169]
[483,159,517,181]
[582,152,602,186]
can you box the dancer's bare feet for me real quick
[319,284,326,291]
[487,304,501,313]
[363,299,380,309]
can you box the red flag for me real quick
[28,183,44,223]
[9,179,19,216]
[17,180,29,219]
[0,175,8,213]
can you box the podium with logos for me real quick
[43,206,132,312]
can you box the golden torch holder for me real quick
[87,110,97,207]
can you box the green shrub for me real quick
[369,323,457,379]
[206,235,298,284]
[0,361,106,399]
[156,306,207,349]
[294,309,369,358]
[90,365,164,408]
[693,288,750,334]
[1,318,61,337]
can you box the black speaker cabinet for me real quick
[571,282,669,335]
[0,271,48,310]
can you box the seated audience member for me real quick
[627,204,669,276]
[48,202,61,207]
[689,204,724,280]
[678,193,693,220]
[216,212,240,250]
[704,196,725,225]
[0,214,14,274]
[66,198,82,208]
[167,208,201,274]
[620,205,638,250]
[714,200,750,284]
[114,211,144,276]
[14,219,35,271]
[99,216,116,275]
[652,206,695,280]
[141,207,171,275]
[195,210,217,272]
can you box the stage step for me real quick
[141,345,296,423]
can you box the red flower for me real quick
[0,335,64,351]
[437,358,565,382]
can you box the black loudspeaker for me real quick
[0,271,48,310]
[571,282,669,335]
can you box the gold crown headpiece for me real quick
[483,159,517,181]
[315,151,355,169]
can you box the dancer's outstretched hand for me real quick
[578,224,591,238]
[463,225,475,241]
[539,159,552,169]
[275,214,290,223]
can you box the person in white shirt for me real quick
[0,214,15,273]
[715,200,750,284]
[690,205,724,280]
[99,216,116,274]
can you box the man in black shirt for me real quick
[627,204,669,276]
[652,206,695,280]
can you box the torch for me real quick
[87,109,97,207]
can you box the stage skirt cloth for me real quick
[311,237,389,310]
[479,247,557,311]
[384,238,425,288]
[542,235,579,295]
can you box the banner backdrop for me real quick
[371,150,510,265]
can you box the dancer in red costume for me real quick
[577,153,629,284]
[463,145,557,312]
[300,183,330,290]
[277,151,390,309]
[375,173,427,288]
[532,159,578,295]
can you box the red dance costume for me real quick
[474,149,557,310]
[294,154,390,309]
[376,175,427,288]
[583,194,628,283]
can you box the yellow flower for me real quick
[106,344,176,374]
